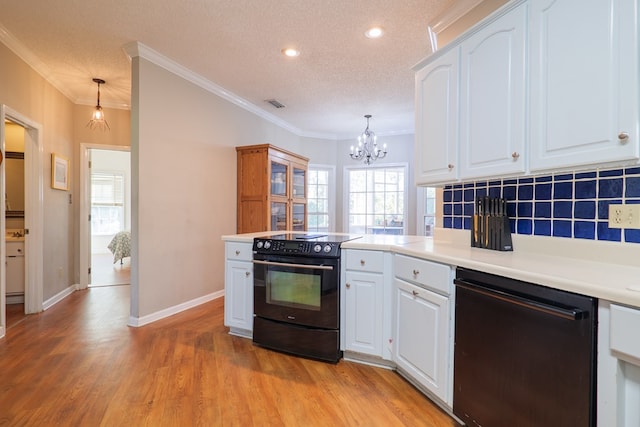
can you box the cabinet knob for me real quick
[412,269,419,276]
[360,259,365,266]
[235,250,241,256]
[412,290,419,297]
[245,271,250,277]
[346,283,351,289]
[619,132,630,143]
[511,152,520,159]
[447,164,454,170]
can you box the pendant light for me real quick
[349,115,387,165]
[87,78,110,131]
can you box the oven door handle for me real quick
[454,280,587,321]
[252,259,334,271]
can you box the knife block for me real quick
[470,197,513,251]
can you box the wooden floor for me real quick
[90,252,130,286]
[0,286,458,426]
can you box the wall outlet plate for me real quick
[608,204,640,229]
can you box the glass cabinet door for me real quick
[292,167,306,199]
[271,202,288,230]
[271,161,288,197]
[292,203,306,231]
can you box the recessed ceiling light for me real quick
[365,27,384,39]
[281,48,300,57]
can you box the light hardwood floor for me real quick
[0,286,459,426]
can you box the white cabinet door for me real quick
[529,0,639,171]
[414,47,460,185]
[459,2,527,179]
[224,259,253,334]
[394,278,450,404]
[344,270,383,357]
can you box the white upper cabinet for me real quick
[415,47,460,185]
[459,2,528,179]
[529,0,639,171]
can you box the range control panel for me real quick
[253,238,341,258]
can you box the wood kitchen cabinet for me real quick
[393,254,454,407]
[529,0,638,171]
[223,241,254,337]
[236,144,308,233]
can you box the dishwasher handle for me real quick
[454,279,587,321]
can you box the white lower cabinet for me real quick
[598,300,640,427]
[342,249,393,361]
[393,254,454,407]
[224,242,253,337]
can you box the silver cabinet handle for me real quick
[245,271,250,277]
[346,283,351,289]
[447,164,454,170]
[512,152,520,159]
[619,132,630,143]
[235,250,241,255]
[360,259,365,266]
[412,269,419,276]
[412,290,419,297]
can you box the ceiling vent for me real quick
[265,99,286,109]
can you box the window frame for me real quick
[307,164,336,232]
[343,162,409,235]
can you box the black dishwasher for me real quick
[453,268,597,427]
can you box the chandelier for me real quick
[349,115,387,165]
[87,78,110,131]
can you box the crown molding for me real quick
[0,24,76,102]
[429,0,484,35]
[123,41,339,140]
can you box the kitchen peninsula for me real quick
[223,229,640,426]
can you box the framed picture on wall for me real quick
[51,153,69,191]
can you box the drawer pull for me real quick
[346,283,351,289]
[360,259,365,266]
[412,290,419,297]
[619,132,630,143]
[245,271,250,277]
[511,152,520,159]
[235,250,241,255]
[412,269,420,276]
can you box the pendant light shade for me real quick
[87,78,110,131]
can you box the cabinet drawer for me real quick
[6,242,25,257]
[345,250,384,273]
[225,242,253,262]
[394,254,451,295]
[610,304,640,361]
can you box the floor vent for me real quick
[265,99,285,109]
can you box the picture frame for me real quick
[51,153,69,191]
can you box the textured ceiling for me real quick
[0,0,462,139]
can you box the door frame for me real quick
[0,105,45,338]
[79,144,131,289]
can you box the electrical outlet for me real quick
[608,204,640,229]
[609,204,625,228]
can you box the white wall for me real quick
[130,52,324,319]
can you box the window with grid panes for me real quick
[347,166,406,235]
[91,171,125,235]
[307,168,330,232]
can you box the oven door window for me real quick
[267,269,321,311]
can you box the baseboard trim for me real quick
[127,290,224,327]
[42,284,78,311]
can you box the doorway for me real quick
[1,105,45,339]
[79,145,131,288]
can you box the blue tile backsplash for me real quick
[442,166,640,243]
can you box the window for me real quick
[346,165,407,235]
[91,171,125,235]
[423,187,436,236]
[307,167,333,232]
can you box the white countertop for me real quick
[222,229,640,308]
